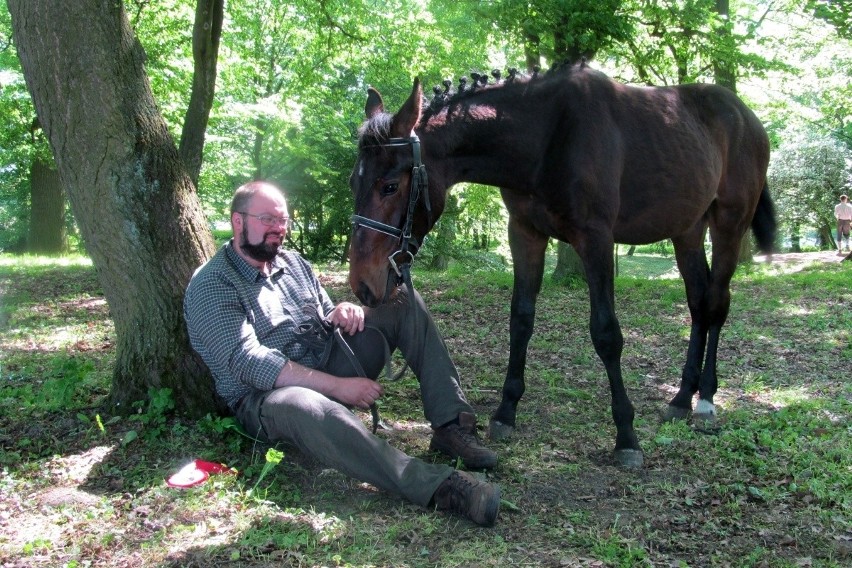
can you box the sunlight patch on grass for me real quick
[781,304,814,316]
[43,444,115,484]
[4,325,91,350]
[765,386,815,407]
[0,253,93,267]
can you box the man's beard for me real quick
[240,224,282,263]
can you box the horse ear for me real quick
[365,87,384,118]
[391,78,423,137]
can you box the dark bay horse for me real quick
[348,62,776,467]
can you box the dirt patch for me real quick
[754,250,848,273]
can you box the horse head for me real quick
[348,79,438,307]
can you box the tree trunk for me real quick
[27,158,67,254]
[178,0,224,187]
[713,0,737,92]
[819,224,835,251]
[429,193,460,270]
[552,241,586,283]
[10,0,219,416]
[738,235,753,263]
[790,222,802,252]
[714,0,753,265]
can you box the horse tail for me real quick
[751,183,777,254]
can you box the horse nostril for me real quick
[357,281,378,308]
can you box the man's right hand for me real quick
[330,377,384,409]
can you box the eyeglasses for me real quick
[238,212,290,227]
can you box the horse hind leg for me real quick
[691,234,741,430]
[666,222,740,429]
[664,232,711,422]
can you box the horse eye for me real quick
[381,182,399,196]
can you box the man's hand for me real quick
[329,302,365,336]
[330,376,384,409]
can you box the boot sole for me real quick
[474,486,501,527]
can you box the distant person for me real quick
[183,180,500,526]
[835,194,852,253]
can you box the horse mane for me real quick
[421,59,588,120]
[357,59,590,141]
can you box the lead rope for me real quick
[296,304,405,433]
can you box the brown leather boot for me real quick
[433,471,501,527]
[430,412,498,469]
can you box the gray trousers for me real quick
[235,289,470,506]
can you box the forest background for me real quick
[1,0,851,415]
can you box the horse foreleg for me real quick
[489,296,536,440]
[489,216,547,441]
[581,234,642,468]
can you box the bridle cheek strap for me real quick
[351,135,430,278]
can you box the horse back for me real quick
[551,69,769,243]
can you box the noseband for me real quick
[351,135,432,279]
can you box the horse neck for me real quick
[418,94,544,190]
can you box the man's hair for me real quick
[841,194,849,201]
[230,181,286,216]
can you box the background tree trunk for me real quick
[10,0,219,416]
[429,193,459,270]
[27,158,67,254]
[552,240,586,283]
[713,0,755,265]
[818,224,835,250]
[178,0,224,187]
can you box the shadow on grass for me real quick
[2,254,850,566]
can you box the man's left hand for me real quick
[330,302,365,335]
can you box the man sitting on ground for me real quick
[183,180,501,526]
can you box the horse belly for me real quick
[613,189,713,245]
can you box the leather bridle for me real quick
[350,135,432,280]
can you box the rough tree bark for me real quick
[27,158,67,254]
[10,0,219,415]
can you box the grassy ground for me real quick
[0,251,850,567]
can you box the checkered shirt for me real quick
[184,241,336,409]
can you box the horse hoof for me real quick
[615,449,644,469]
[488,419,514,441]
[661,405,691,423]
[692,412,720,433]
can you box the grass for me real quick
[1,251,851,566]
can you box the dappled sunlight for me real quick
[0,445,115,558]
[652,366,831,416]
[765,386,818,408]
[43,444,115,484]
[161,505,351,566]
[753,251,847,275]
[3,322,113,354]
[0,254,93,268]
[779,304,814,316]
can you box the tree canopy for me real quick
[3,0,850,259]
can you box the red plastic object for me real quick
[166,459,235,488]
[194,459,236,475]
